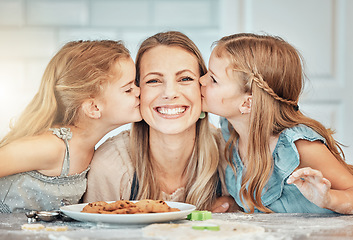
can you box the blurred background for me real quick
[0,0,352,163]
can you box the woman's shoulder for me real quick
[85,130,134,202]
[91,130,132,166]
[96,130,131,154]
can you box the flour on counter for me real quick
[143,219,265,240]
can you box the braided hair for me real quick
[214,33,350,213]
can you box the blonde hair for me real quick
[0,40,130,147]
[215,33,353,213]
[131,31,221,210]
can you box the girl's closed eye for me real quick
[210,75,217,83]
[125,87,132,93]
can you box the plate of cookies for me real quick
[60,199,196,224]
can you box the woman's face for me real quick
[200,50,246,119]
[139,45,201,135]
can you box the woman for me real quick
[84,31,237,211]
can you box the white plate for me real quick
[60,201,196,224]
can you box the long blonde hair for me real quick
[0,40,130,147]
[131,31,221,210]
[215,33,353,213]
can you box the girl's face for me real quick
[100,57,142,127]
[139,45,201,135]
[200,50,246,120]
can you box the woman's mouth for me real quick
[155,106,187,116]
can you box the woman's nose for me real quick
[162,81,179,99]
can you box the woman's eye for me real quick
[146,79,159,84]
[180,77,194,82]
[125,88,132,93]
[211,76,217,83]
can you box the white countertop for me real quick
[1,212,353,239]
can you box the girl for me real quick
[200,33,353,214]
[0,40,141,213]
[84,31,238,212]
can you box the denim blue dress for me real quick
[221,117,334,213]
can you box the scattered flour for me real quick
[143,219,265,240]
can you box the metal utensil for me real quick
[25,210,38,223]
[24,199,75,223]
[36,211,60,222]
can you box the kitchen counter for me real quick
[1,212,353,239]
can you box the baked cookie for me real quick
[103,200,137,211]
[81,199,180,214]
[82,201,107,213]
[135,199,180,213]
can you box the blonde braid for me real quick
[250,72,298,106]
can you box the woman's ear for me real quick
[239,94,252,115]
[81,99,102,119]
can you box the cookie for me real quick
[82,199,180,214]
[103,200,137,211]
[135,199,179,213]
[82,201,108,213]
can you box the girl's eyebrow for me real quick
[209,68,219,78]
[121,80,134,88]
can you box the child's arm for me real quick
[0,135,65,178]
[287,139,353,214]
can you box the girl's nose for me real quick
[199,75,207,86]
[133,84,140,97]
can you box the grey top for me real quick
[0,128,89,213]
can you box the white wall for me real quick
[0,0,352,162]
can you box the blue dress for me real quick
[221,117,334,213]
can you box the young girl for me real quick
[200,33,353,214]
[0,40,141,213]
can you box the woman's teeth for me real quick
[157,107,186,115]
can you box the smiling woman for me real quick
[84,31,239,212]
[139,45,201,135]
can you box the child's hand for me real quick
[287,167,332,208]
[211,196,240,213]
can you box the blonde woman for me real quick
[84,31,237,211]
[200,33,353,214]
[0,40,141,213]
